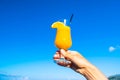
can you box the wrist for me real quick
[77,64,108,80]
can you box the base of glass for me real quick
[54,58,71,64]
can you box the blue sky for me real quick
[0,0,120,80]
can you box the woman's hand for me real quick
[53,49,108,80]
[53,49,92,73]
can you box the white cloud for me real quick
[109,46,116,52]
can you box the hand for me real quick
[53,49,92,73]
[53,49,108,80]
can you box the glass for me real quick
[51,19,72,64]
[51,19,72,50]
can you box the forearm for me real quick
[78,65,108,80]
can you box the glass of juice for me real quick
[51,19,72,64]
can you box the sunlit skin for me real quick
[53,49,108,80]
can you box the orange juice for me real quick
[51,21,72,50]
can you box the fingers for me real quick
[53,50,71,67]
[57,58,71,67]
[53,51,60,59]
[60,49,73,60]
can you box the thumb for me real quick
[60,49,73,60]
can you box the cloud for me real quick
[109,46,116,52]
